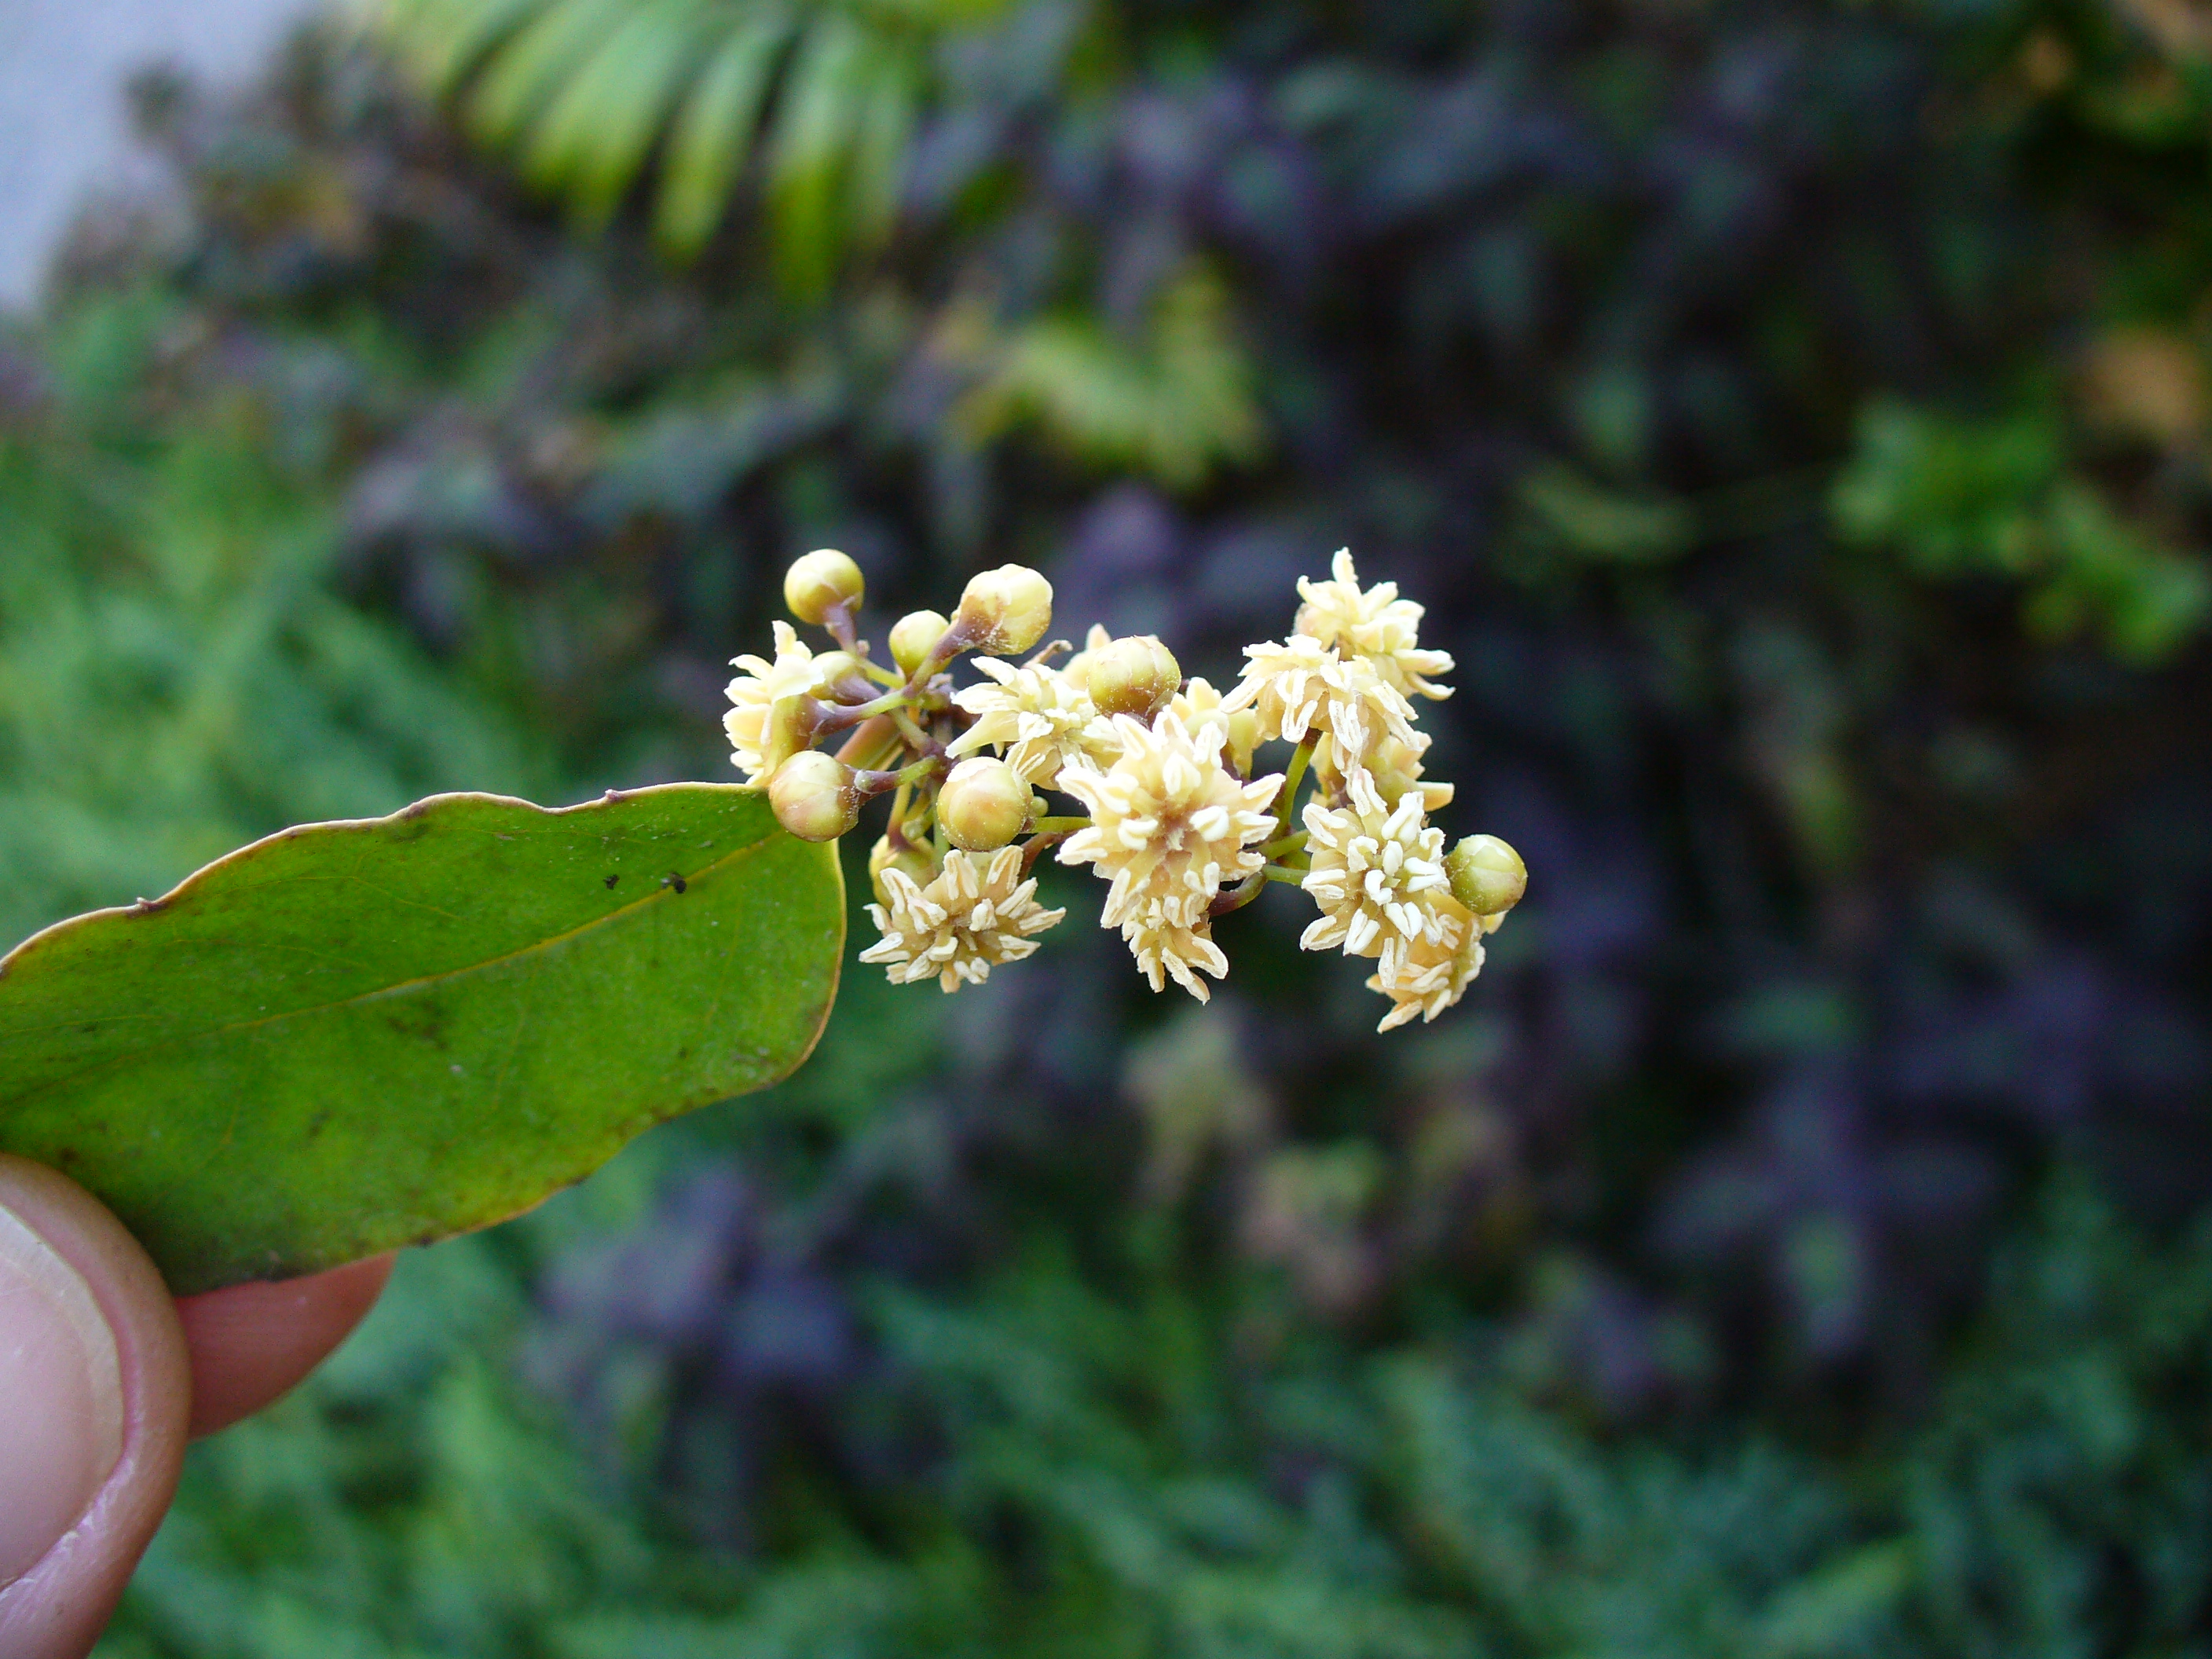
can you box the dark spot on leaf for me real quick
[662,873,688,894]
[384,1005,448,1048]
[604,873,621,888]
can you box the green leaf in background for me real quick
[379,0,1008,273]
[0,783,842,1295]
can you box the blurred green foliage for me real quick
[0,0,2207,1651]
[0,291,544,950]
[379,0,1010,276]
[90,1152,2212,1656]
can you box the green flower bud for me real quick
[889,609,950,677]
[1446,833,1527,917]
[937,756,1031,851]
[811,650,867,699]
[756,693,821,781]
[1086,635,1181,720]
[783,548,865,626]
[769,750,860,841]
[954,564,1053,657]
[868,833,938,905]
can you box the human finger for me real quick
[0,1154,190,1659]
[175,1253,394,1438]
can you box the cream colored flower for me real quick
[1057,712,1282,933]
[1295,548,1455,701]
[1169,676,1260,778]
[1313,731,1452,814]
[1299,767,1460,978]
[858,847,1066,993]
[1059,624,1115,694]
[724,621,840,783]
[1121,916,1231,1003]
[1222,634,1418,772]
[948,657,1115,785]
[1365,895,1485,1032]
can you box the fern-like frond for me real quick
[374,0,1007,281]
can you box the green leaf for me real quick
[523,0,709,225]
[0,783,842,1294]
[654,9,796,258]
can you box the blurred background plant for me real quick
[2,0,2210,1651]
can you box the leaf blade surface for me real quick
[0,783,841,1293]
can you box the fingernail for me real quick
[0,1198,125,1587]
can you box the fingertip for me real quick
[0,1154,190,1659]
[177,1253,395,1438]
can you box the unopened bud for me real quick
[769,750,860,841]
[783,548,865,626]
[954,564,1053,657]
[868,833,938,904]
[811,650,867,700]
[1086,635,1181,720]
[1446,834,1526,917]
[937,756,1031,851]
[1224,708,1262,776]
[1060,624,1112,692]
[752,693,821,780]
[889,609,950,677]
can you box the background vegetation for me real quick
[1,0,2209,1650]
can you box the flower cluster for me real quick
[728,546,1525,1028]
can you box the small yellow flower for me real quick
[1059,624,1115,693]
[1364,895,1485,1032]
[1169,676,1261,778]
[1294,548,1455,701]
[1057,711,1282,933]
[948,658,1115,784]
[1223,633,1418,773]
[1299,767,1460,978]
[1120,915,1231,1003]
[1313,731,1452,814]
[724,622,844,784]
[858,847,1067,993]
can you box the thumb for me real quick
[0,1155,189,1659]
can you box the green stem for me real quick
[819,689,914,731]
[891,709,939,755]
[1210,875,1266,918]
[1263,862,1309,883]
[1027,815,1092,834]
[1263,830,1309,859]
[1019,830,1071,876]
[832,715,903,771]
[1271,738,1314,842]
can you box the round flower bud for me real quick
[1446,833,1527,917]
[937,756,1031,851]
[868,833,938,906]
[1086,635,1181,720]
[768,750,860,841]
[889,609,950,677]
[811,650,867,700]
[954,564,1053,657]
[783,548,865,625]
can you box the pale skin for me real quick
[0,1155,390,1659]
